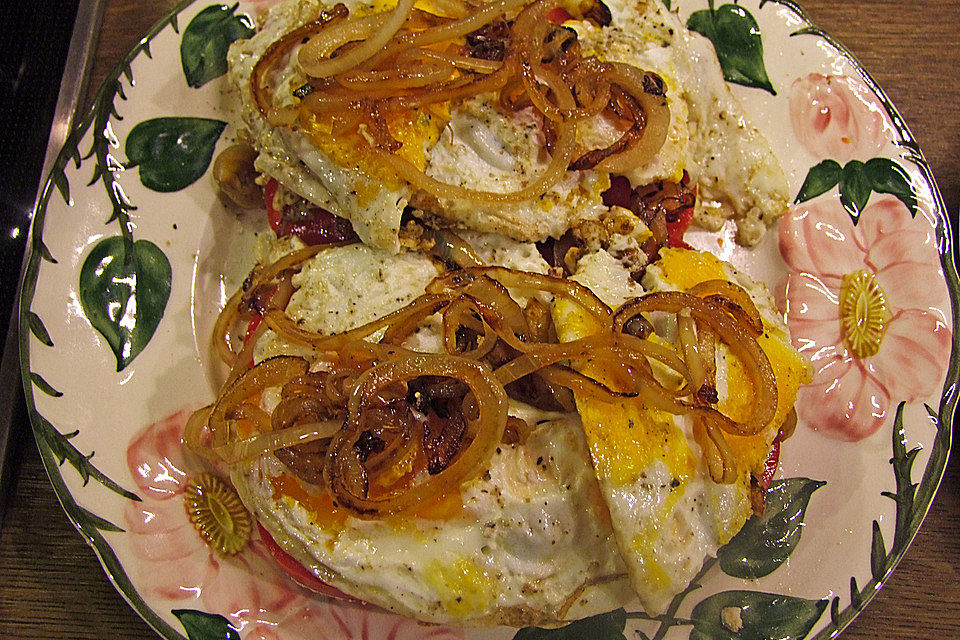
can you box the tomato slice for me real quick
[263,178,284,235]
[257,522,362,602]
[262,178,358,246]
[758,440,780,491]
[545,7,573,23]
[666,206,694,249]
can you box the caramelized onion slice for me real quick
[251,6,348,117]
[300,0,416,78]
[687,279,764,336]
[427,266,612,326]
[210,356,310,438]
[614,292,778,436]
[590,66,670,173]
[324,354,508,518]
[375,118,577,204]
[693,414,738,484]
[215,420,341,465]
[212,287,245,366]
[298,12,387,65]
[404,0,530,48]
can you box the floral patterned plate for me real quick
[19,1,958,639]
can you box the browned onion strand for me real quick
[194,242,788,510]
[427,266,612,326]
[777,407,798,443]
[416,48,502,73]
[211,356,310,437]
[442,296,499,360]
[687,279,764,336]
[272,394,328,431]
[677,308,707,390]
[249,0,671,204]
[301,0,417,78]
[324,354,508,518]
[251,5,349,118]
[588,64,670,173]
[223,319,269,389]
[428,228,486,268]
[698,326,718,390]
[364,421,423,474]
[613,292,779,437]
[693,414,738,484]
[213,287,244,366]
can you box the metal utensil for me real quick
[0,0,106,528]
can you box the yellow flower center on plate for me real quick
[838,269,891,359]
[184,472,252,556]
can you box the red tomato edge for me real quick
[263,178,283,235]
[759,440,780,491]
[257,522,363,602]
[667,206,695,249]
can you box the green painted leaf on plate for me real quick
[76,505,125,533]
[863,157,918,217]
[882,402,921,549]
[687,4,776,94]
[30,372,63,398]
[181,4,254,88]
[125,117,226,192]
[869,519,886,581]
[35,414,140,501]
[79,236,172,371]
[172,609,241,640]
[690,590,827,640]
[794,160,842,204]
[718,477,825,579]
[28,311,54,346]
[839,160,871,222]
[513,609,627,640]
[849,576,863,610]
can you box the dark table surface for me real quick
[1,1,958,639]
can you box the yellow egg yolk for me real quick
[300,106,447,197]
[552,294,697,489]
[425,557,494,616]
[654,248,811,475]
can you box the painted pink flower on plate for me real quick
[789,73,891,162]
[779,194,951,441]
[124,409,465,640]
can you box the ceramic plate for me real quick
[19,1,958,639]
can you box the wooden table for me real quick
[1,1,957,638]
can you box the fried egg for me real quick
[221,0,804,626]
[232,237,808,624]
[227,0,788,251]
[235,239,636,626]
[573,0,790,245]
[552,247,810,613]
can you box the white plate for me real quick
[20,1,958,639]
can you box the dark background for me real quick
[0,1,81,514]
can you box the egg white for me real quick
[552,247,809,614]
[227,0,788,252]
[222,0,804,625]
[236,238,635,626]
